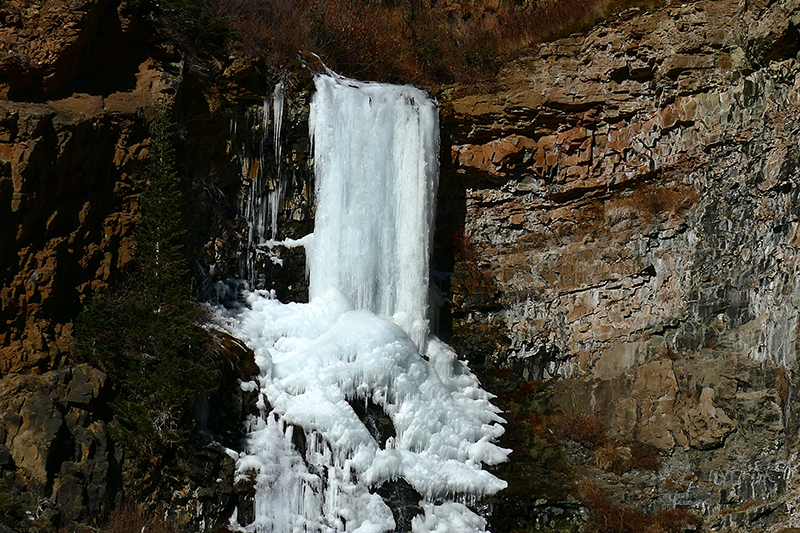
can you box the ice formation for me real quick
[221,73,508,533]
[307,75,439,351]
[235,83,287,287]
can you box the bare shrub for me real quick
[627,442,662,472]
[650,507,703,533]
[102,503,179,533]
[575,481,701,533]
[550,411,607,449]
[591,441,662,474]
[576,481,651,533]
[205,0,667,85]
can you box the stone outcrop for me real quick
[0,364,117,527]
[440,0,800,529]
[1,94,145,374]
[0,334,259,532]
[0,43,199,373]
[0,0,153,100]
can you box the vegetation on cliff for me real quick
[145,0,665,86]
[75,109,217,459]
[0,494,25,530]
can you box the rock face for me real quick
[440,0,800,529]
[0,365,117,526]
[0,1,272,530]
[0,0,190,374]
[1,95,145,374]
[0,2,164,523]
[0,0,152,100]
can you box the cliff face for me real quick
[0,2,269,528]
[0,0,181,374]
[441,0,800,529]
[5,0,800,530]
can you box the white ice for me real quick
[307,74,439,351]
[222,73,508,533]
[236,83,287,287]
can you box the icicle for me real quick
[236,83,290,288]
[269,83,285,241]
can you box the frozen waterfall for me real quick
[307,75,439,351]
[220,73,508,533]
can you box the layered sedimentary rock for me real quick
[441,0,800,529]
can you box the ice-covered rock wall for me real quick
[221,74,508,533]
[234,83,287,289]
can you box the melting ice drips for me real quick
[222,74,508,533]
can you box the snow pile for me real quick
[222,74,508,533]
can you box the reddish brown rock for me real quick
[0,97,147,374]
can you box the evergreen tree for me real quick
[76,107,216,458]
[136,107,189,304]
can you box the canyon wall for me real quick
[441,0,800,530]
[5,0,800,530]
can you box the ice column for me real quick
[307,74,439,350]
